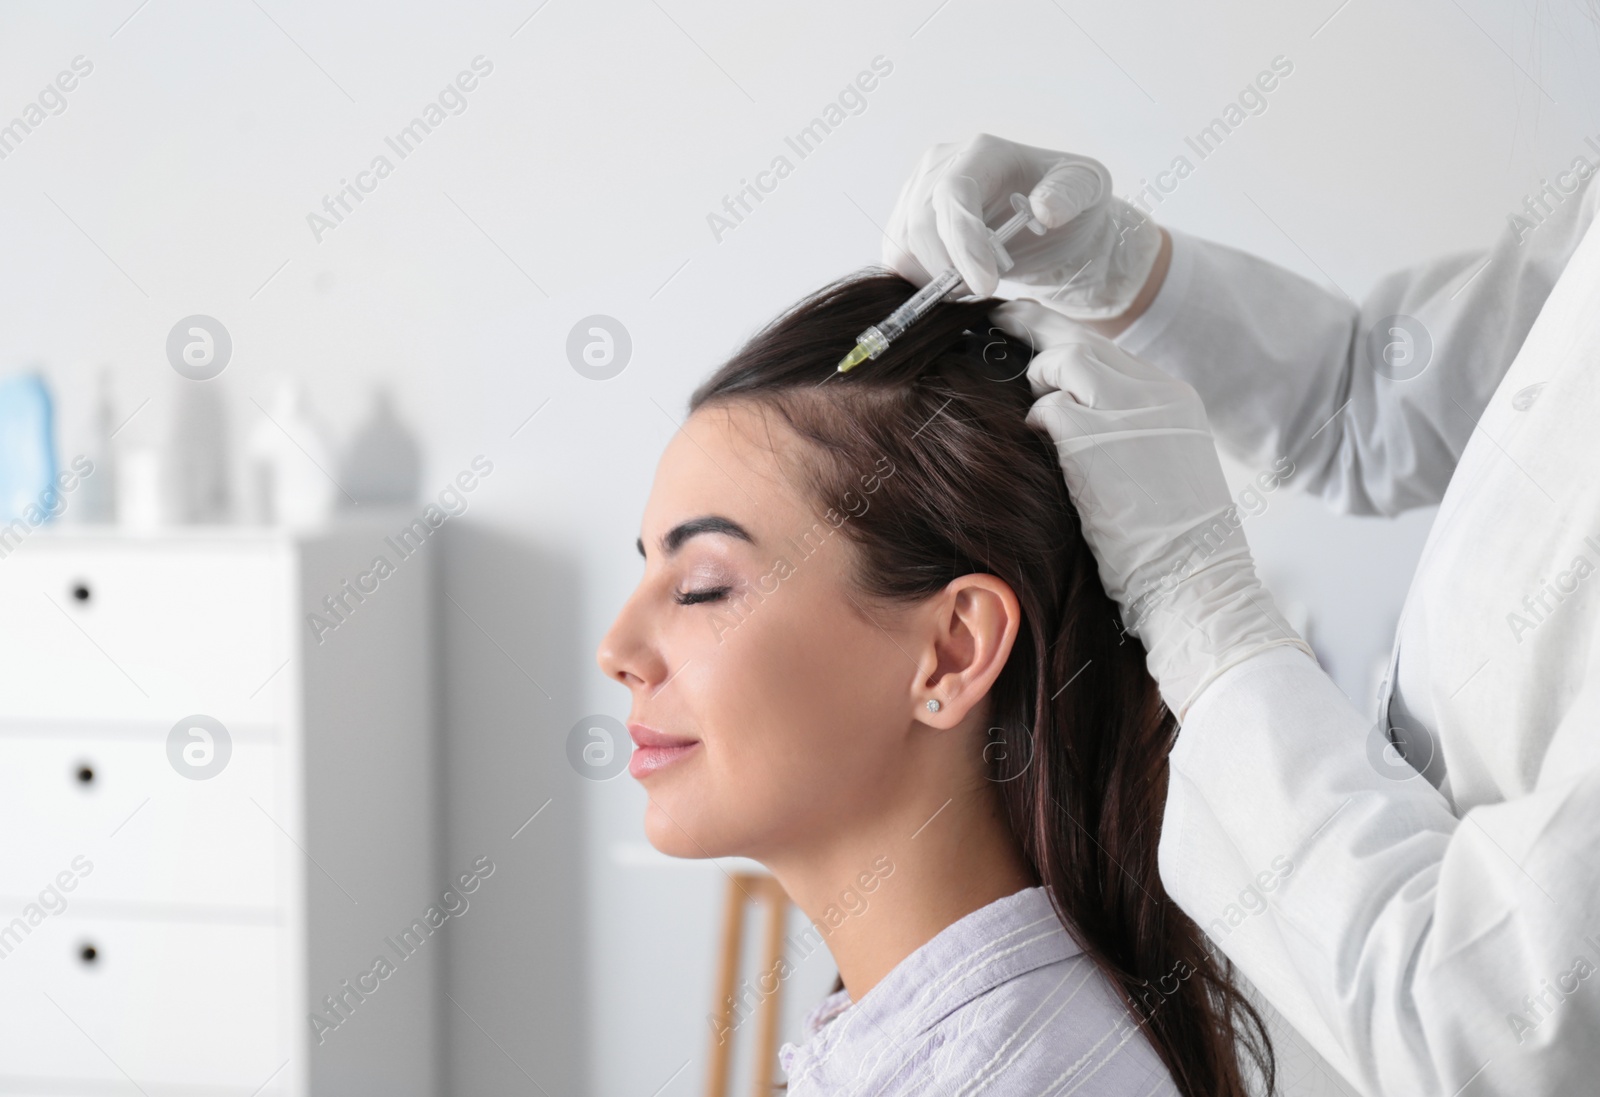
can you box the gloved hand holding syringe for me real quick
[837,192,1047,372]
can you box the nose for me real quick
[595,588,663,691]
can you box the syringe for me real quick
[837,192,1047,372]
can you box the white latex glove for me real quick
[883,133,1163,320]
[989,298,1314,719]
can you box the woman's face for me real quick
[595,402,924,862]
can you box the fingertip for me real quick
[948,244,998,297]
[1031,160,1108,227]
[987,297,1038,339]
[1026,388,1084,431]
[1029,185,1074,229]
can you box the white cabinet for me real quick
[0,522,438,1095]
[0,918,290,1087]
[0,734,283,910]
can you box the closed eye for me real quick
[675,586,730,606]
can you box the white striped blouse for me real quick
[778,886,1181,1096]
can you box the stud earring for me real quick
[925,698,941,713]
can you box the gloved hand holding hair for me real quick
[989,297,1313,719]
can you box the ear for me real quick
[911,573,1022,728]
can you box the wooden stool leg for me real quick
[750,880,788,1097]
[705,874,751,1097]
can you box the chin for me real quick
[643,795,757,861]
[642,798,712,859]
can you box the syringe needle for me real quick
[836,192,1046,373]
[838,343,872,372]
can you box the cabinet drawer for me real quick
[0,916,290,1089]
[0,730,286,912]
[0,539,289,723]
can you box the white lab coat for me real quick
[1108,172,1600,1097]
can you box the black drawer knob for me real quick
[79,943,97,964]
[70,581,91,604]
[75,764,94,785]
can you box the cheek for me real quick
[657,562,909,853]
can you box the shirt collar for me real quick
[778,886,1079,1087]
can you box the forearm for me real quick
[1160,645,1600,1097]
[1090,178,1595,515]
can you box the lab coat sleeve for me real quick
[1112,174,1598,516]
[1159,644,1600,1097]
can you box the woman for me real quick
[595,272,1273,1095]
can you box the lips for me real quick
[627,723,700,779]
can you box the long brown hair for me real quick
[689,271,1274,1097]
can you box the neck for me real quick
[762,779,1039,1002]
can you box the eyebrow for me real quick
[636,515,756,559]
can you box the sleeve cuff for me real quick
[1113,224,1195,357]
[1178,642,1321,729]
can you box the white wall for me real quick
[4,1,1599,1093]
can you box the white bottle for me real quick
[76,367,117,524]
[243,377,337,529]
[118,445,167,531]
[167,377,232,524]
[340,385,420,507]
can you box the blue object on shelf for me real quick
[0,373,60,526]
